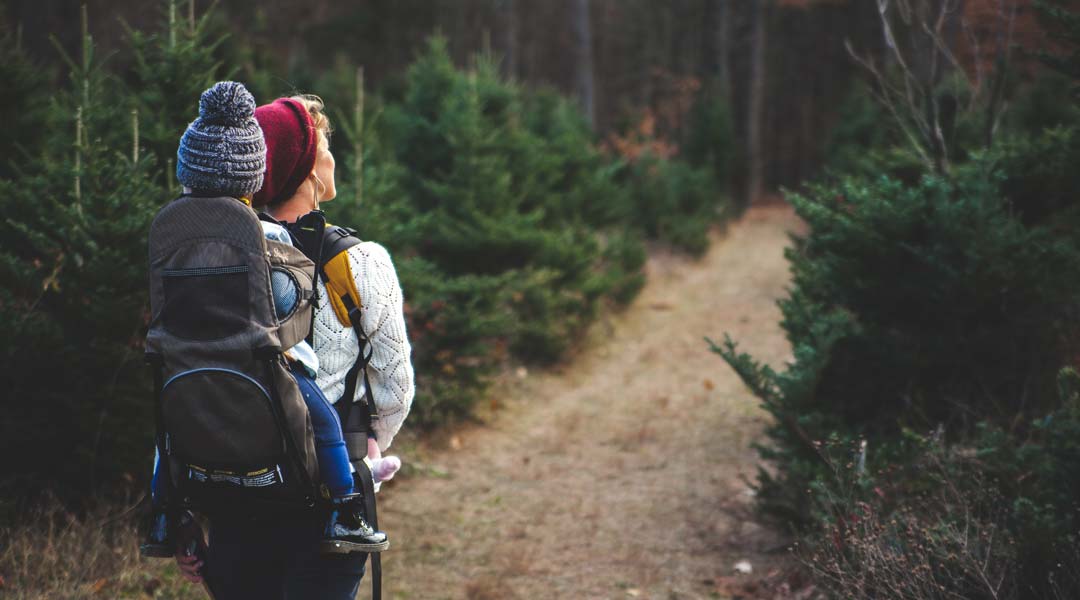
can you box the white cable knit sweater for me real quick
[312,241,414,452]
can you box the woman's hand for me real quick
[173,511,207,584]
[175,551,204,584]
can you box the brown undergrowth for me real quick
[0,493,194,600]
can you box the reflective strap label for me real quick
[186,464,285,487]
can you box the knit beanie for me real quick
[251,98,318,207]
[176,81,266,198]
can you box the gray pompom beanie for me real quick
[176,81,266,198]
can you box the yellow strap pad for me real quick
[323,251,362,327]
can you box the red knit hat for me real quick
[252,98,318,207]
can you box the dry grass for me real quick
[463,576,520,600]
[0,494,199,600]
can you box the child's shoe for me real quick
[320,494,390,554]
[139,507,175,558]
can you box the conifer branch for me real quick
[80,4,90,109]
[131,108,140,165]
[168,0,176,50]
[354,66,364,203]
[74,106,83,212]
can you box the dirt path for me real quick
[378,204,803,600]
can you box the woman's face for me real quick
[314,136,336,203]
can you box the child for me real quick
[260,218,398,553]
[140,81,391,558]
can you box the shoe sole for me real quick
[319,538,390,554]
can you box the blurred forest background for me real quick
[7,0,892,199]
[4,0,1080,598]
[0,0,889,508]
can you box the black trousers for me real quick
[203,507,366,600]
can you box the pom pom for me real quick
[198,81,256,125]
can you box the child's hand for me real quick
[371,455,401,482]
[365,437,401,482]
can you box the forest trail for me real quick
[379,203,804,600]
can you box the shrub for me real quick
[681,86,736,207]
[799,380,1080,599]
[619,153,724,256]
[821,85,924,184]
[713,159,1080,527]
[802,442,1022,600]
[994,123,1080,230]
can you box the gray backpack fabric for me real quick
[145,194,319,511]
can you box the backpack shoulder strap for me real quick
[319,225,363,329]
[317,225,377,440]
[318,224,384,600]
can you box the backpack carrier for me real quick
[145,194,320,513]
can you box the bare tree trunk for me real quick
[702,0,732,97]
[702,0,719,78]
[497,0,517,80]
[746,0,767,202]
[718,0,731,91]
[572,0,596,129]
[670,0,687,75]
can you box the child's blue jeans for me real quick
[152,368,355,502]
[293,369,355,497]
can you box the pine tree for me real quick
[385,42,621,361]
[0,18,53,178]
[712,163,1080,524]
[123,0,230,191]
[1036,0,1080,95]
[0,5,161,501]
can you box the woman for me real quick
[176,95,415,599]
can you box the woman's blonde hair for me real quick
[289,94,332,150]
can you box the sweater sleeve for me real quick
[348,242,415,452]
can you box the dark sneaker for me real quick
[139,508,175,558]
[320,494,389,554]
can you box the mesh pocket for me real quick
[162,265,250,340]
[270,267,300,320]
